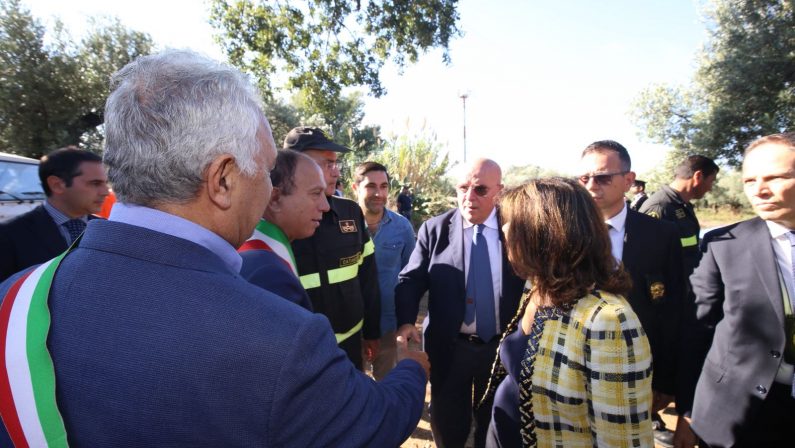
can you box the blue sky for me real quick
[25,0,708,176]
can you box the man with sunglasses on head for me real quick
[284,127,382,372]
[395,158,525,448]
[578,140,685,448]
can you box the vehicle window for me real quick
[0,161,44,201]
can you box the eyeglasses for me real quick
[457,184,490,197]
[577,171,628,186]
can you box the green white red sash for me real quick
[0,254,69,448]
[238,219,298,276]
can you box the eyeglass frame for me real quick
[456,183,492,197]
[576,171,629,186]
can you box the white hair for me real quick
[103,50,266,205]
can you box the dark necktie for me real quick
[64,219,86,243]
[464,224,496,341]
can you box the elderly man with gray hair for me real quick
[0,50,428,447]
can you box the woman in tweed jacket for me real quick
[481,178,653,447]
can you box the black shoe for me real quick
[653,427,675,448]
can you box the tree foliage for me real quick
[502,164,566,187]
[631,0,795,165]
[265,90,382,159]
[351,129,455,226]
[0,0,152,157]
[210,0,461,117]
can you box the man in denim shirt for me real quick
[353,161,416,380]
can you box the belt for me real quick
[458,333,495,344]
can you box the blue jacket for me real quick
[0,219,426,447]
[240,248,313,311]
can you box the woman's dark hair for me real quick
[499,177,631,306]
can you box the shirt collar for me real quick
[766,219,794,240]
[663,185,686,205]
[462,207,499,230]
[379,209,393,225]
[44,200,87,225]
[605,202,628,233]
[109,202,242,274]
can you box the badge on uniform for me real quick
[339,252,361,267]
[647,211,660,219]
[339,220,357,233]
[649,282,665,300]
[675,209,686,219]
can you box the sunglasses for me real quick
[577,171,628,186]
[457,184,491,197]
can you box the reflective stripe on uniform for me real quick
[362,239,375,257]
[299,240,376,290]
[680,235,698,248]
[300,273,321,289]
[335,319,363,344]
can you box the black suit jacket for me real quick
[684,218,788,447]
[395,208,525,385]
[621,209,685,395]
[0,205,68,281]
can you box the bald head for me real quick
[456,158,503,224]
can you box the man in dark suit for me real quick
[0,50,429,447]
[396,158,525,448]
[578,140,684,447]
[675,132,795,447]
[0,147,109,281]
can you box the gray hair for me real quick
[103,50,266,205]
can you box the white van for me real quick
[0,152,45,223]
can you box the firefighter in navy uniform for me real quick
[285,127,381,370]
[639,155,719,275]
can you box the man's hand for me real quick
[673,415,698,448]
[396,323,422,346]
[363,339,380,362]
[652,391,674,414]
[396,335,430,380]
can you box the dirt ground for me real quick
[398,295,678,448]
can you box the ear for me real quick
[205,154,237,211]
[47,175,66,195]
[693,170,705,184]
[351,183,359,199]
[268,187,283,212]
[624,171,636,192]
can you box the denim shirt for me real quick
[369,209,415,334]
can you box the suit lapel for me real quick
[448,210,465,273]
[32,205,68,254]
[622,210,639,264]
[748,218,786,325]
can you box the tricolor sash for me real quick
[238,219,298,276]
[0,254,69,448]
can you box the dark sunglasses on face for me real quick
[457,184,490,197]
[577,171,628,186]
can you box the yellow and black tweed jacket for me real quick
[481,289,654,447]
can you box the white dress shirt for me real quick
[605,203,628,263]
[765,220,795,384]
[460,207,503,335]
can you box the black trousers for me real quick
[339,331,363,371]
[430,336,498,448]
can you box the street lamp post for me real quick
[459,92,468,163]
